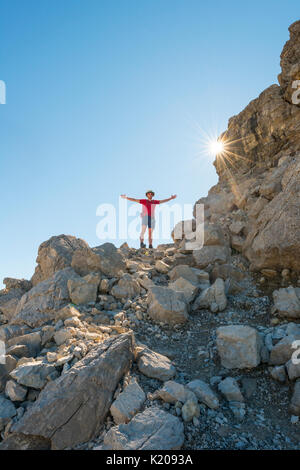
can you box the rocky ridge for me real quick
[0,21,300,450]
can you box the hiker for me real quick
[121,191,177,248]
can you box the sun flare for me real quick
[209,140,225,155]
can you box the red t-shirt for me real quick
[139,199,160,217]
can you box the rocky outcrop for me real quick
[31,235,89,286]
[12,268,78,328]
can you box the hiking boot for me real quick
[140,241,146,249]
[149,244,153,249]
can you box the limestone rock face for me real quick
[278,21,300,104]
[12,268,78,328]
[31,235,89,286]
[182,22,300,273]
[9,333,133,450]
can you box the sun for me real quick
[209,140,225,155]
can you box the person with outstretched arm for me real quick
[121,190,177,249]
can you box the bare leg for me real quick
[148,227,153,246]
[140,225,147,243]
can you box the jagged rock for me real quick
[0,433,51,450]
[6,331,42,358]
[147,286,188,326]
[3,278,32,291]
[0,325,31,343]
[31,235,89,286]
[0,396,16,431]
[269,335,300,365]
[92,243,126,278]
[0,289,25,322]
[10,360,57,390]
[155,260,170,274]
[156,381,196,404]
[7,333,133,449]
[272,287,300,319]
[186,379,219,409]
[218,377,244,402]
[0,356,17,392]
[12,268,78,328]
[290,379,300,416]
[137,348,176,381]
[54,327,74,346]
[193,278,227,313]
[278,20,300,104]
[103,407,184,450]
[193,246,231,269]
[110,378,145,424]
[169,277,199,303]
[67,272,99,305]
[111,273,141,300]
[5,380,27,402]
[216,325,261,369]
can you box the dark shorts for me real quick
[141,215,155,229]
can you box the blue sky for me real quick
[0,0,299,286]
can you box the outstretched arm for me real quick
[158,195,177,204]
[121,194,140,203]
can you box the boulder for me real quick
[31,235,89,286]
[186,379,219,409]
[67,272,99,305]
[110,378,146,424]
[111,274,141,300]
[193,246,231,269]
[169,277,199,303]
[193,278,227,313]
[5,380,27,402]
[269,335,300,365]
[8,333,133,449]
[216,325,261,369]
[10,360,57,390]
[137,348,176,381]
[156,381,196,404]
[181,399,200,422]
[0,434,50,450]
[12,268,78,328]
[6,331,42,358]
[272,287,300,319]
[103,407,184,450]
[92,243,126,278]
[147,286,188,326]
